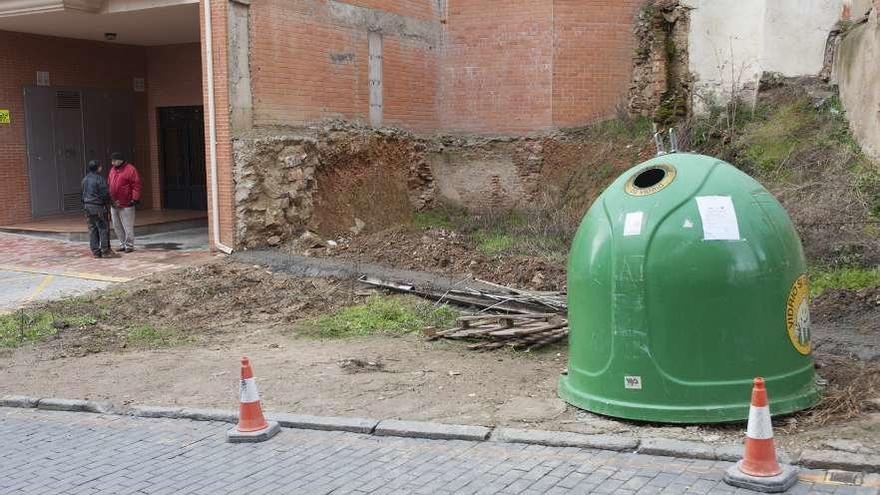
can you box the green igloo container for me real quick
[558,153,818,423]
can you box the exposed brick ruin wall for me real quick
[628,0,692,126]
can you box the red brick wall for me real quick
[439,0,555,134]
[146,43,204,210]
[552,1,642,127]
[249,0,439,132]
[200,0,235,248]
[0,30,149,225]
[438,0,640,133]
[245,0,639,134]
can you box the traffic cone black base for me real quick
[724,462,798,493]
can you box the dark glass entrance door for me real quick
[159,106,207,210]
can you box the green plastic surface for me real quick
[559,153,819,423]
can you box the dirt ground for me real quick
[318,226,567,292]
[1,259,878,457]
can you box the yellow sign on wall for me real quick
[0,110,10,125]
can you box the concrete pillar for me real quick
[228,0,252,133]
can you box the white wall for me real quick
[835,8,880,160]
[762,0,841,76]
[684,0,845,110]
[684,0,766,109]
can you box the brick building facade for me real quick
[0,0,644,249]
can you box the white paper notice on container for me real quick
[696,196,741,241]
[623,211,644,237]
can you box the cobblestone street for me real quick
[1,408,876,495]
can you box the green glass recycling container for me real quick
[558,153,818,423]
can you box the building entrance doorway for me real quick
[159,106,207,211]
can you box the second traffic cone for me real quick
[723,377,797,492]
[740,377,782,477]
[226,356,280,443]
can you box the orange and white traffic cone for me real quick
[226,356,280,443]
[723,377,797,492]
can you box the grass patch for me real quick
[476,232,516,255]
[300,296,458,338]
[125,325,187,348]
[810,267,880,298]
[0,311,97,348]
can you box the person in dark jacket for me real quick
[81,160,118,259]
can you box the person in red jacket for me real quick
[107,151,142,253]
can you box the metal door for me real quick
[54,90,86,212]
[24,86,61,216]
[159,106,207,210]
[24,87,136,217]
[82,88,109,175]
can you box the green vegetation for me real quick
[810,266,880,298]
[300,296,458,338]
[125,325,188,348]
[475,232,516,255]
[0,311,96,348]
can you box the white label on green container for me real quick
[624,376,642,390]
[696,196,741,240]
[623,211,644,236]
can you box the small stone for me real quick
[299,231,326,248]
[531,272,545,286]
[350,218,366,235]
[266,235,281,246]
[864,398,880,412]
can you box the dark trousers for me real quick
[85,204,110,255]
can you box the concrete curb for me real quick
[3,395,878,475]
[637,438,797,465]
[375,419,491,441]
[269,412,378,434]
[490,428,638,452]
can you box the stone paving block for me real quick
[36,398,87,412]
[374,419,491,441]
[269,412,378,434]
[0,395,40,408]
[491,428,639,452]
[127,405,184,419]
[637,438,716,460]
[799,449,880,473]
[178,408,237,423]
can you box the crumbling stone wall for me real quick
[233,135,321,248]
[233,123,440,248]
[629,0,692,126]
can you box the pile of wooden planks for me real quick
[425,313,568,351]
[358,276,566,314]
[358,275,568,351]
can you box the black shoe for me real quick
[92,252,103,259]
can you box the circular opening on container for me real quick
[624,163,676,196]
[633,168,666,189]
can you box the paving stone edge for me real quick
[2,395,877,475]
